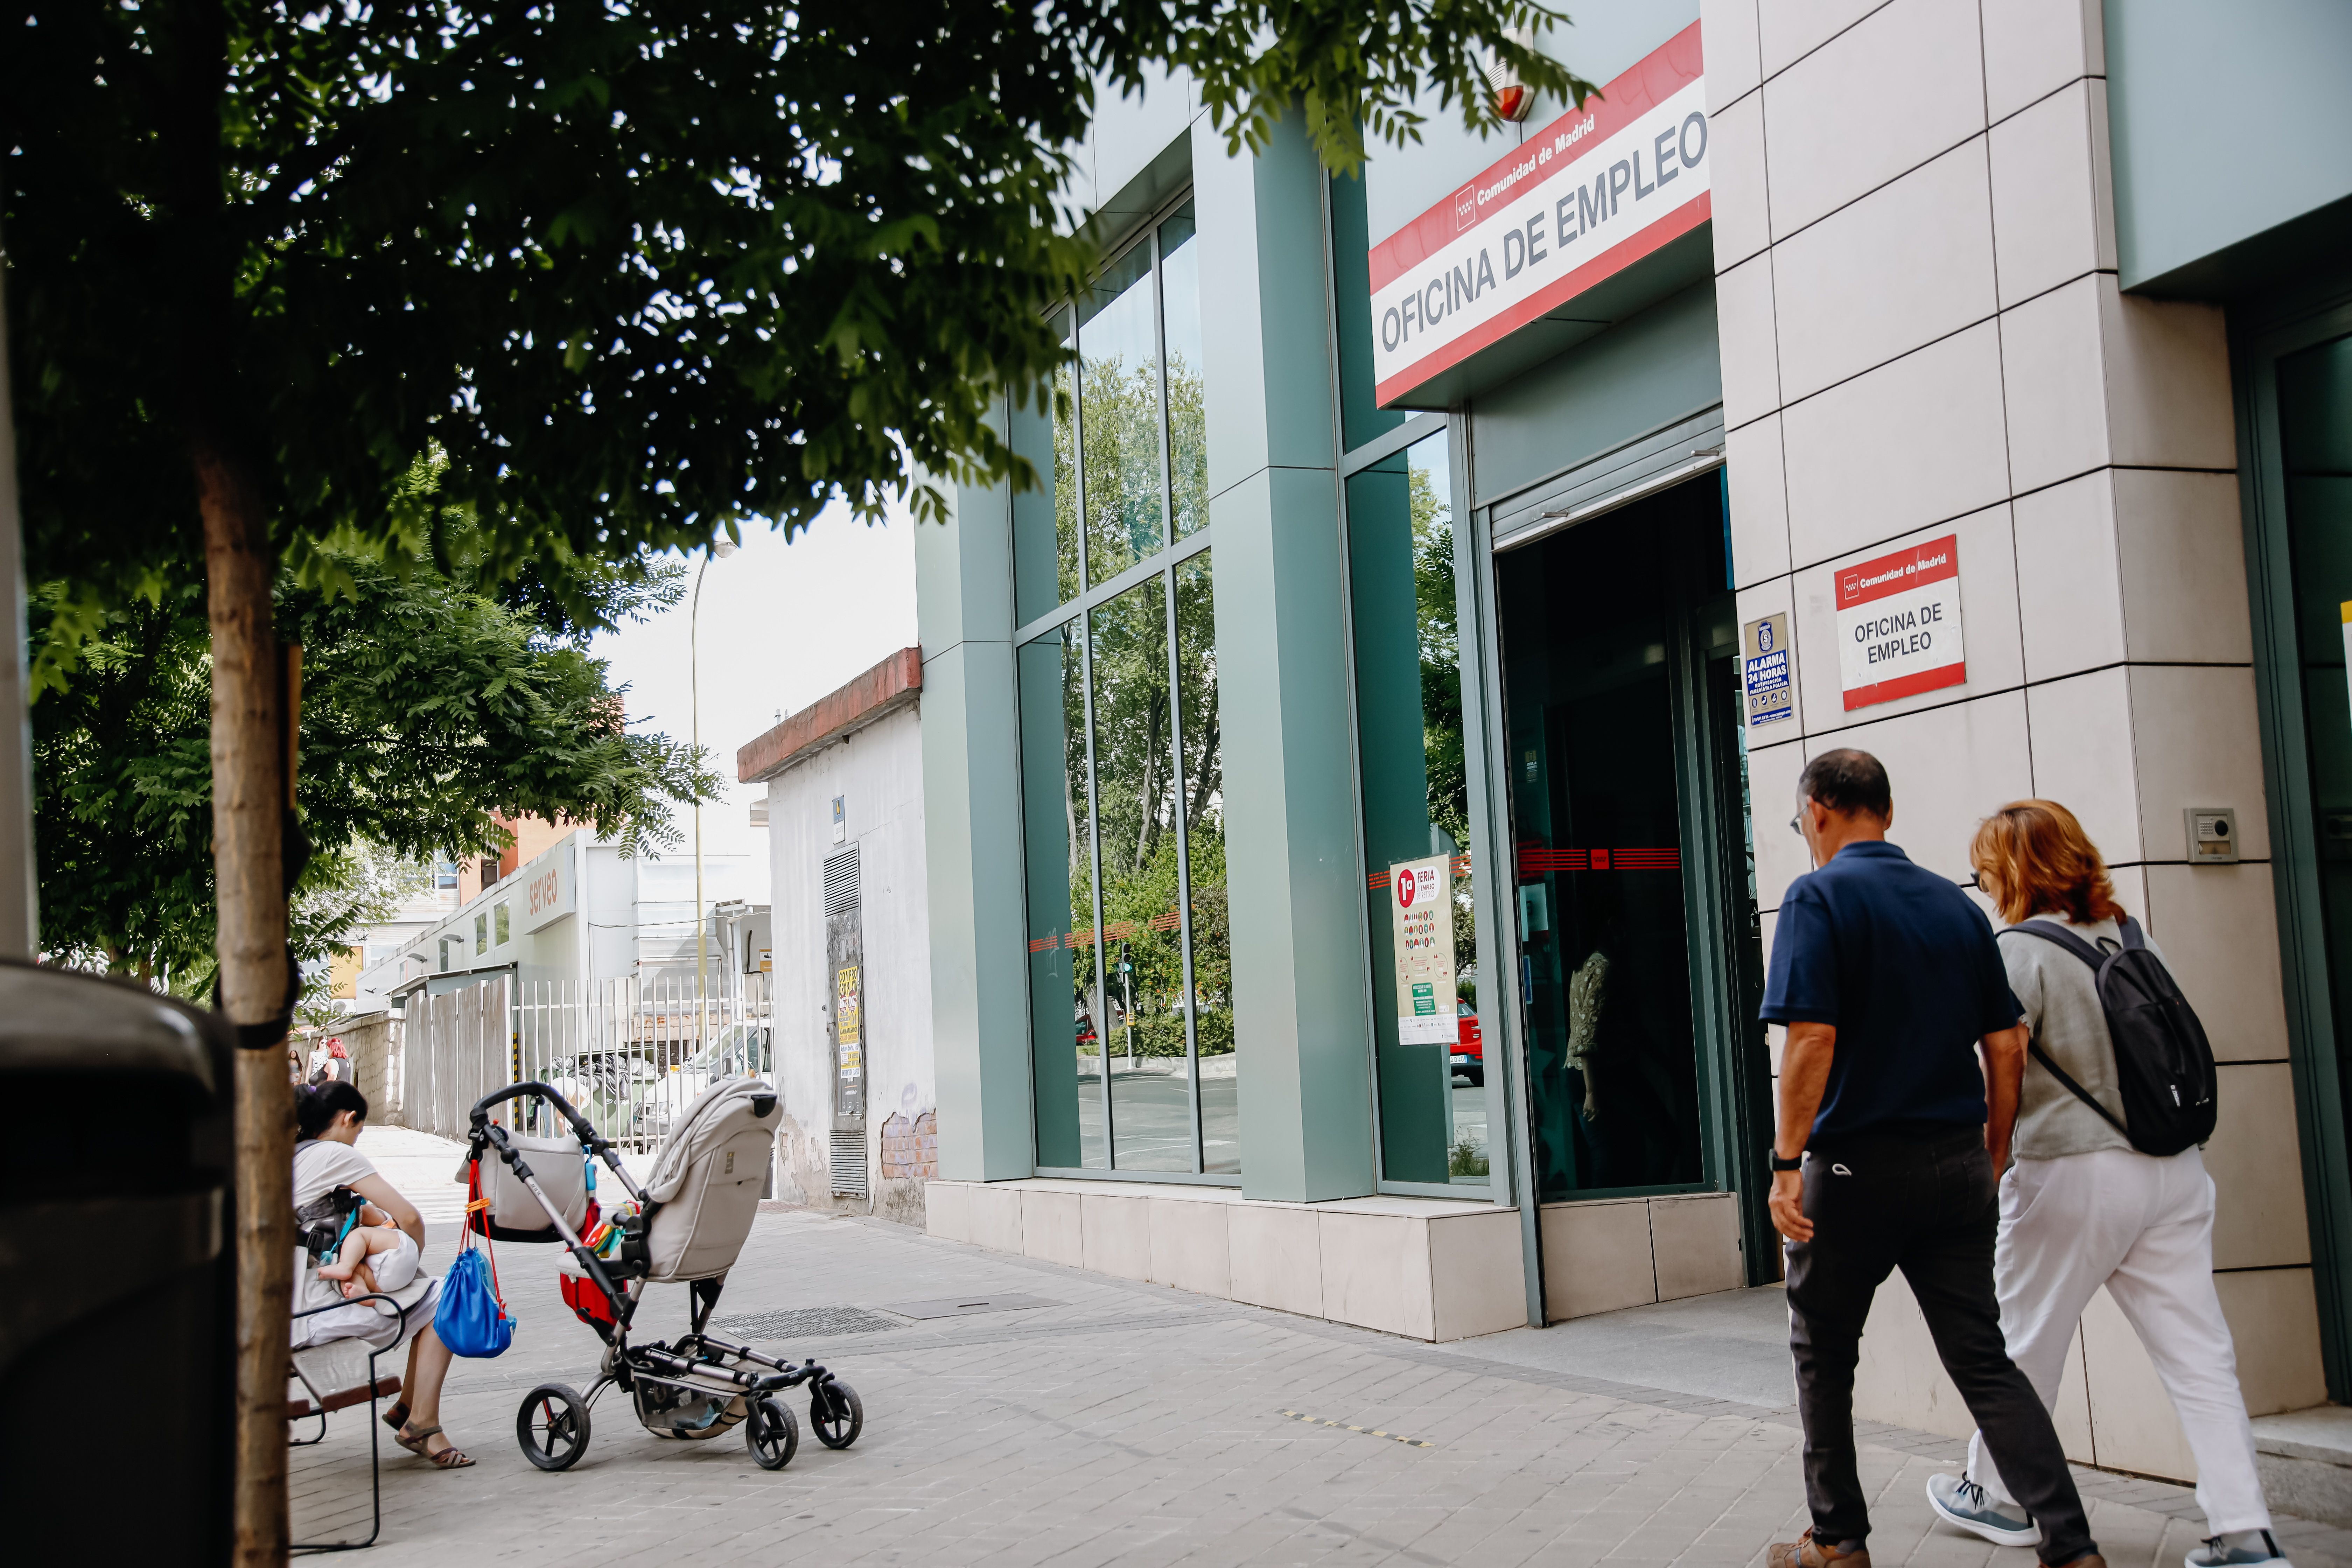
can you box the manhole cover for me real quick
[715,1306,906,1340]
[881,1293,1059,1320]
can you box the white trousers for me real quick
[1966,1146,2272,1535]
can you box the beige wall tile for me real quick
[2026,666,2144,864]
[1757,0,1889,78]
[1080,1191,1153,1280]
[1709,91,1773,271]
[1020,1189,1084,1268]
[2115,470,2252,664]
[1792,504,2022,733]
[1763,0,1984,237]
[2001,275,2111,494]
[1318,1210,1432,1338]
[1753,737,1814,913]
[1988,81,2104,309]
[970,1182,1025,1253]
[1737,574,1807,735]
[1148,1195,1233,1298]
[2099,285,2237,472]
[1727,414,1794,587]
[2142,863,2290,1064]
[1783,322,2009,567]
[1703,0,1767,112]
[1651,1194,1745,1301]
[1228,1204,1325,1317]
[2217,1267,2330,1418]
[1540,1198,1658,1320]
[1854,1269,1977,1439]
[924,1180,973,1244]
[1430,1209,1531,1341]
[2013,471,2127,682]
[1980,0,2102,124]
[2052,1323,2095,1464]
[1773,140,1997,404]
[2082,1283,2198,1481]
[2129,664,2272,862]
[1718,252,1783,428]
[1828,691,2037,886]
[2206,1063,2313,1270]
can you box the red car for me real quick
[1450,1001,1483,1085]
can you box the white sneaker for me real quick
[1926,1471,2040,1549]
[2185,1530,2291,1567]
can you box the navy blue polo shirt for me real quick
[1760,840,2023,1144]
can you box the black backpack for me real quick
[1998,917,2218,1156]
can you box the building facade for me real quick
[916,0,2352,1484]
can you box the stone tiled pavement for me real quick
[292,1191,2352,1567]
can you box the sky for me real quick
[589,499,920,905]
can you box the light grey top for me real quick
[2001,915,2143,1162]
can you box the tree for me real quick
[32,544,714,988]
[4,0,1592,1552]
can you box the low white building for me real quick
[737,648,931,1223]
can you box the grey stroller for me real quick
[464,1076,864,1472]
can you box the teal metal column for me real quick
[1195,110,1377,1202]
[918,478,1036,1181]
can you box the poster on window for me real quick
[1390,860,1457,1045]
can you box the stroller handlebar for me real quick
[469,1081,603,1146]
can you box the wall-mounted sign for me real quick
[1837,535,1965,711]
[1366,22,1707,406]
[1742,612,1794,727]
[1390,859,1457,1045]
[514,839,576,935]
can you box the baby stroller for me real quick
[464,1076,864,1472]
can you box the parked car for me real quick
[668,1020,774,1109]
[1450,1001,1483,1086]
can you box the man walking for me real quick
[1761,749,2102,1568]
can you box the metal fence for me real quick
[399,975,513,1141]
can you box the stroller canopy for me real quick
[641,1076,780,1281]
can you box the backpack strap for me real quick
[2000,919,2109,970]
[1997,922,2134,1139]
[2118,915,2147,951]
[2025,1040,2133,1140]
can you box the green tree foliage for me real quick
[33,550,716,984]
[4,0,1590,654]
[1408,460,1476,975]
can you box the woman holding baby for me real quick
[292,1082,474,1469]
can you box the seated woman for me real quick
[292,1082,473,1470]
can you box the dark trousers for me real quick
[1785,1125,2095,1566]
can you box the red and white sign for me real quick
[1366,22,1707,407]
[1836,536,1966,711]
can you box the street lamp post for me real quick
[691,538,738,1052]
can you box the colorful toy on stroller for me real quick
[463,1076,864,1472]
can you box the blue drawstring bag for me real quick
[435,1162,513,1358]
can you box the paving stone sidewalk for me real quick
[291,1187,2352,1568]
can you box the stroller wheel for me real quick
[812,1379,863,1449]
[517,1383,592,1472]
[745,1396,798,1471]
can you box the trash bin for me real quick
[0,957,235,1563]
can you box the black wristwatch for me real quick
[1769,1152,1803,1172]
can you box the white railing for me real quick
[398,975,513,1141]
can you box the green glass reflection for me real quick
[1160,205,1209,541]
[1018,623,1106,1169]
[1011,307,1076,625]
[1175,553,1234,1172]
[1089,573,1194,1171]
[1330,173,1408,456]
[1348,431,1483,1184]
[1078,241,1166,584]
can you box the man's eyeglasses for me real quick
[1788,812,1804,839]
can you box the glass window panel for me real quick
[1160,205,1209,541]
[1019,624,1106,1168]
[1089,573,1193,1171]
[1078,242,1167,584]
[1011,307,1077,624]
[1330,174,1407,456]
[1347,431,1486,1185]
[1175,553,1234,1172]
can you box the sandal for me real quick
[394,1422,475,1470]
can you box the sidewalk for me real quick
[292,1154,2352,1566]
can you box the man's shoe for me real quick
[2186,1530,2292,1567]
[1926,1472,2040,1548]
[1766,1528,1871,1568]
[2053,1557,2107,1568]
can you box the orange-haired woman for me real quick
[1927,800,2282,1568]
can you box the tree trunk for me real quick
[198,441,292,1568]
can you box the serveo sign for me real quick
[1835,535,1966,712]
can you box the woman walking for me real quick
[1927,799,2283,1567]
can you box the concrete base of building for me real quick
[923,1178,1527,1342]
[2254,1407,2352,1530]
[1537,1193,1748,1319]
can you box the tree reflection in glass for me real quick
[1160,205,1208,541]
[1076,241,1166,585]
[1176,553,1232,1171]
[1018,621,1106,1168]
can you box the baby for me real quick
[316,1202,422,1307]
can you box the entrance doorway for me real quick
[1492,475,1776,1290]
